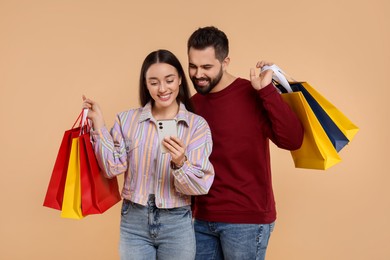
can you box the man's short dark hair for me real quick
[187,26,229,62]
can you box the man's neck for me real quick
[210,72,237,93]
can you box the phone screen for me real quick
[157,119,177,153]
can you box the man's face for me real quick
[188,47,224,95]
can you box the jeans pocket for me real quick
[165,206,191,217]
[121,200,131,216]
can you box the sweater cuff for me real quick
[258,82,278,98]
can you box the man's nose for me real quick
[195,68,204,78]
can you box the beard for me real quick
[191,67,223,95]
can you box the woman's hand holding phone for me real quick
[163,136,186,168]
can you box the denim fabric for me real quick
[194,220,275,260]
[119,195,195,260]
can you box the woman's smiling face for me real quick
[146,62,181,111]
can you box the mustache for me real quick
[192,77,209,81]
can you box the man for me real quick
[187,26,304,260]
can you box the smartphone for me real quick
[157,119,177,153]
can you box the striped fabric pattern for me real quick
[91,102,214,209]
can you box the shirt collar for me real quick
[138,101,190,127]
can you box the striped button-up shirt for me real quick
[91,102,214,208]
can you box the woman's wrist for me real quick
[92,118,105,130]
[170,156,187,170]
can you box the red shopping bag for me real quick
[44,109,121,216]
[79,125,121,216]
[43,112,83,210]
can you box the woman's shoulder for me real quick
[185,110,210,127]
[116,107,144,121]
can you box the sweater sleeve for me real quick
[258,83,304,150]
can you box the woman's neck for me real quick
[152,102,179,120]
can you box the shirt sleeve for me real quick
[171,116,215,195]
[91,114,128,178]
[258,83,304,150]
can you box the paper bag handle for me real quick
[71,110,83,129]
[261,64,294,93]
[81,108,88,127]
[80,109,90,135]
[70,109,90,135]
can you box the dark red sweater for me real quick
[191,78,303,224]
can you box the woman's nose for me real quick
[158,83,166,92]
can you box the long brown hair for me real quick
[139,49,194,112]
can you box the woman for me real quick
[83,49,214,260]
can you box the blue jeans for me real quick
[194,219,275,260]
[119,195,195,260]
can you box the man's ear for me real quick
[222,57,230,70]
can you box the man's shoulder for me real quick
[191,92,200,99]
[235,77,254,87]
[190,93,205,105]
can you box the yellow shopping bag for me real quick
[281,92,341,170]
[60,137,84,219]
[302,82,359,141]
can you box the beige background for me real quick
[1,0,389,259]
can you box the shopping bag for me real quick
[261,64,346,169]
[281,92,342,169]
[60,137,84,219]
[45,109,121,217]
[79,124,121,216]
[300,83,359,141]
[43,112,83,210]
[284,82,350,152]
[263,64,358,147]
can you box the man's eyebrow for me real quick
[189,63,213,67]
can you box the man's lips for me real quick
[195,78,209,87]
